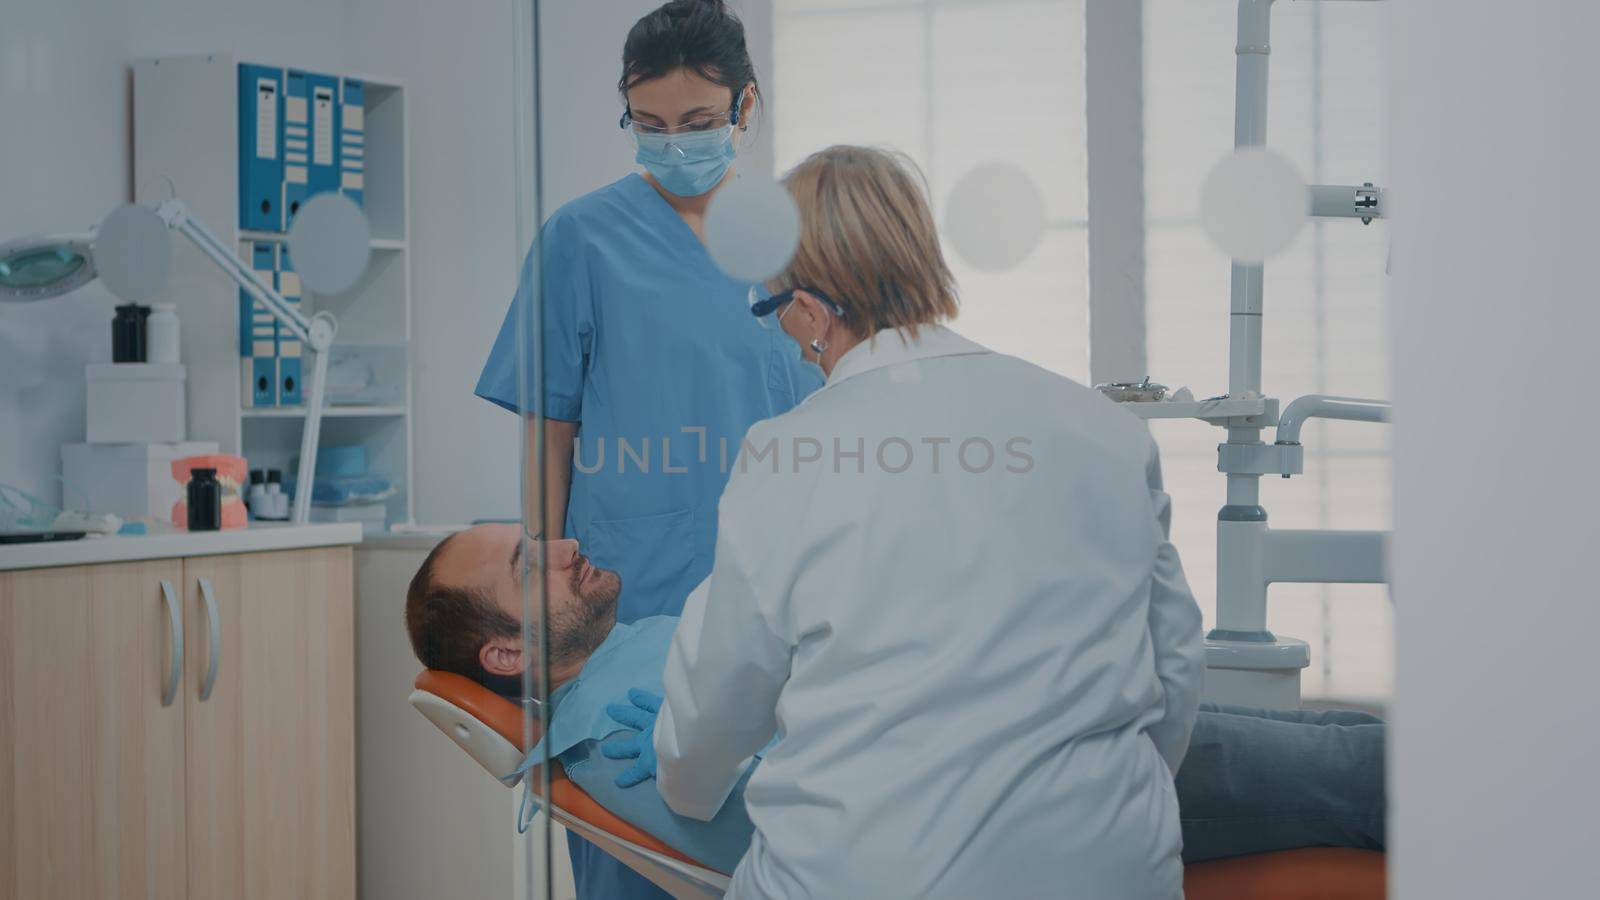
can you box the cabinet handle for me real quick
[197,577,221,702]
[159,580,182,707]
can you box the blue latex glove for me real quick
[600,688,662,788]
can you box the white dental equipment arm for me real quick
[153,198,338,525]
[1275,395,1390,446]
[1118,0,1392,707]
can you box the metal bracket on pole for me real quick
[1309,182,1385,223]
[1218,441,1304,477]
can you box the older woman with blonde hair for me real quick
[627,145,1206,898]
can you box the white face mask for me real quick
[633,125,738,197]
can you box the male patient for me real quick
[406,524,1385,872]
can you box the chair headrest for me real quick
[412,669,540,753]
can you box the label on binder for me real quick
[255,78,278,160]
[313,86,335,166]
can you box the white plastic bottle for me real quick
[147,303,181,364]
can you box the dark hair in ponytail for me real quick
[620,0,759,116]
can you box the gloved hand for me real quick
[600,688,662,788]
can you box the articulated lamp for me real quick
[0,193,370,525]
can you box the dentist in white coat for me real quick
[637,146,1205,899]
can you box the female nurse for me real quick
[474,2,819,897]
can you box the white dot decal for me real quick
[288,193,372,295]
[1198,147,1308,263]
[706,174,801,284]
[943,163,1047,272]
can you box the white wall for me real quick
[1389,3,1600,897]
[1,0,772,524]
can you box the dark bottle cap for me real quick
[112,304,148,363]
[266,469,282,484]
[187,467,222,532]
[250,469,266,485]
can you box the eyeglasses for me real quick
[748,284,845,331]
[619,109,737,137]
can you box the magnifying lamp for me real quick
[0,193,370,525]
[0,233,98,302]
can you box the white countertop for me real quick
[0,522,363,572]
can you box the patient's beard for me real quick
[546,565,620,671]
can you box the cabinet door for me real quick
[0,560,189,900]
[183,547,355,900]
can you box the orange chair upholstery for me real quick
[1186,848,1385,900]
[412,670,716,872]
[413,670,1385,898]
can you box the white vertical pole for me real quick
[1216,0,1276,637]
[1228,0,1273,407]
[1086,0,1147,386]
[1223,0,1275,518]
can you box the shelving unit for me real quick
[240,405,408,419]
[133,53,414,530]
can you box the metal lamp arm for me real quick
[153,198,337,524]
[153,200,324,349]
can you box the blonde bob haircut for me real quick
[777,145,959,340]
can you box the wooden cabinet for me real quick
[0,546,354,900]
[184,548,355,900]
[0,559,188,900]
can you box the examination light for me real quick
[0,194,370,525]
[0,233,98,302]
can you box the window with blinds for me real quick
[772,0,1090,382]
[773,0,1391,701]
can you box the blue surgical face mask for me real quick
[634,125,738,197]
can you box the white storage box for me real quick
[309,500,390,534]
[86,363,187,443]
[61,441,219,520]
[306,341,407,407]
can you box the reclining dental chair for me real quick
[411,670,1386,900]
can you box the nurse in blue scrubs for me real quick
[475,2,820,896]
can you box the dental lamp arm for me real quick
[152,198,338,524]
[1275,395,1391,446]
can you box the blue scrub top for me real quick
[477,173,822,622]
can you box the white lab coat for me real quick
[655,326,1204,900]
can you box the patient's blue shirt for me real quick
[532,615,759,874]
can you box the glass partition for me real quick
[516,0,552,894]
[509,1,1391,897]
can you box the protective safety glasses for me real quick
[618,84,751,136]
[620,110,736,137]
[748,284,845,331]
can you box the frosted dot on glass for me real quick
[1198,148,1308,263]
[706,175,801,284]
[943,163,1047,272]
[288,193,372,295]
[94,204,171,303]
